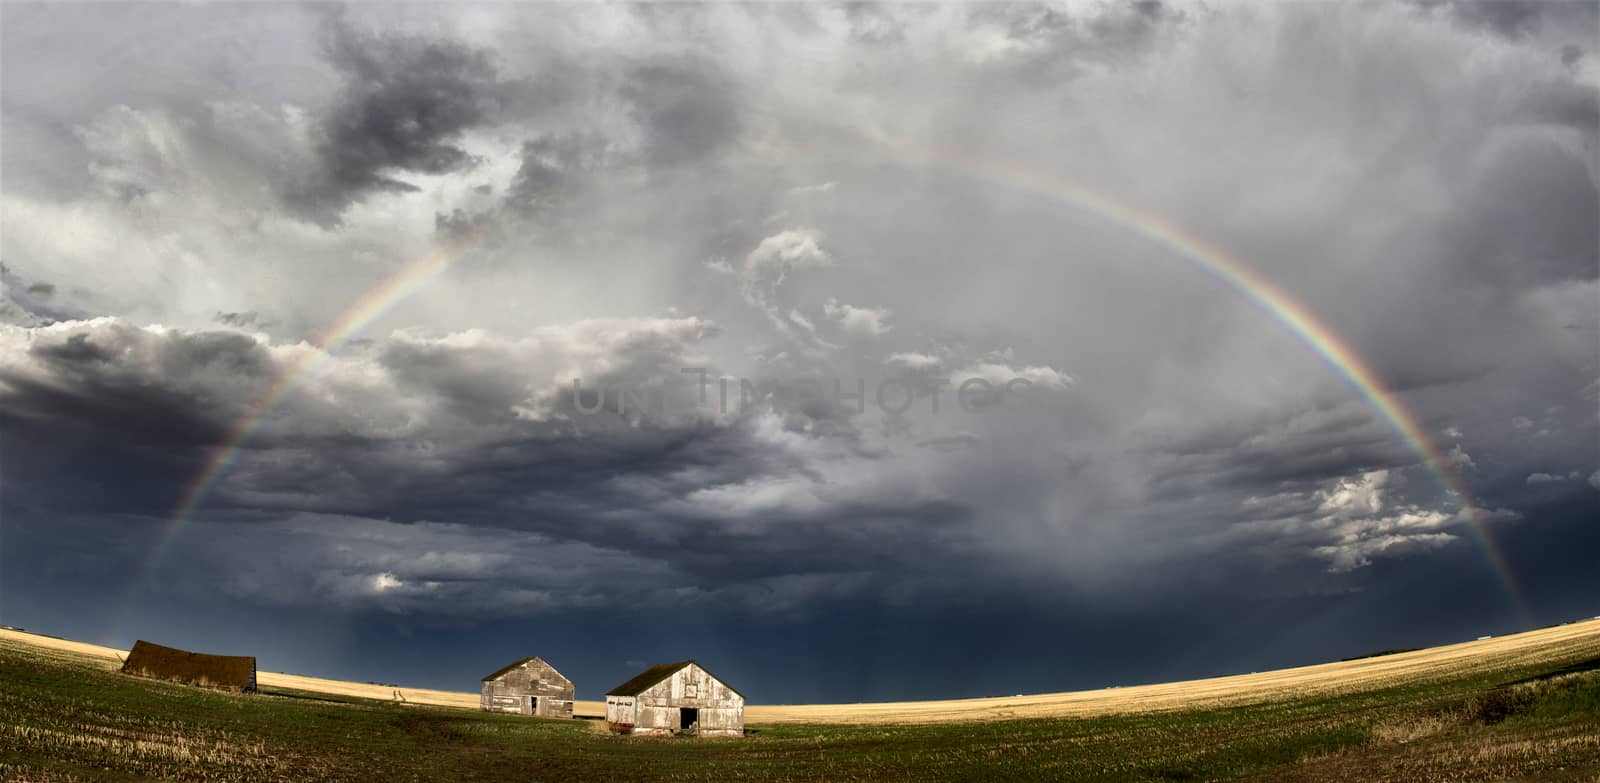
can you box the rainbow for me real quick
[149,231,479,565]
[147,132,1530,622]
[859,135,1530,618]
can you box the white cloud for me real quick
[1447,444,1477,471]
[950,360,1075,391]
[787,181,837,195]
[370,572,404,592]
[744,229,830,278]
[823,298,893,336]
[885,352,943,370]
[1313,532,1457,573]
[1317,470,1390,517]
[1229,469,1521,574]
[734,229,836,350]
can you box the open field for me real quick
[2,622,1599,781]
[7,621,1600,723]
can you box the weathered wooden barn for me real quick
[605,660,744,737]
[120,640,256,692]
[479,656,575,718]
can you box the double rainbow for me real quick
[148,136,1529,619]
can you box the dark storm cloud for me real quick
[1144,411,1410,503]
[286,17,503,223]
[0,325,267,446]
[1515,78,1600,132]
[504,133,609,216]
[4,2,1599,701]
[429,51,744,237]
[0,316,991,594]
[1437,0,1545,36]
[0,326,271,516]
[1423,0,1600,39]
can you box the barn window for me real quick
[685,683,699,697]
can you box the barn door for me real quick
[529,696,539,715]
[680,707,699,733]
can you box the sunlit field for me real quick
[3,622,1598,782]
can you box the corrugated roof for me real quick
[481,656,559,682]
[605,660,744,698]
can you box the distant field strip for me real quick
[5,620,1597,724]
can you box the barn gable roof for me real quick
[606,660,744,698]
[481,656,569,683]
[121,639,256,691]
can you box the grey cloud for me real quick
[1450,137,1599,288]
[0,317,995,602]
[287,17,503,223]
[965,1,1176,82]
[1423,0,1600,40]
[4,3,1598,658]
[1561,44,1584,69]
[1515,79,1600,133]
[0,265,80,326]
[214,310,274,329]
[1436,0,1545,36]
[499,132,612,225]
[620,56,740,167]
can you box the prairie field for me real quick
[2,622,1599,782]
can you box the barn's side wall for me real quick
[479,659,575,717]
[605,695,636,731]
[632,664,744,737]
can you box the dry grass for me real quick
[8,620,1599,724]
[4,627,1598,783]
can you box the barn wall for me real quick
[632,663,744,737]
[480,659,575,717]
[605,695,636,731]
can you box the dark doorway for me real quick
[679,707,699,733]
[529,696,539,715]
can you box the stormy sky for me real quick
[1,2,1597,702]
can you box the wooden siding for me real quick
[610,663,743,736]
[478,657,575,718]
[604,695,636,730]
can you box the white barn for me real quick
[604,660,744,737]
[479,656,575,718]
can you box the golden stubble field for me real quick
[6,620,1598,725]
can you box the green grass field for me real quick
[2,634,1597,782]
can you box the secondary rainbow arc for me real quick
[869,137,1528,618]
[145,134,1530,623]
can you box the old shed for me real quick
[605,660,744,736]
[120,640,256,692]
[480,656,575,718]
